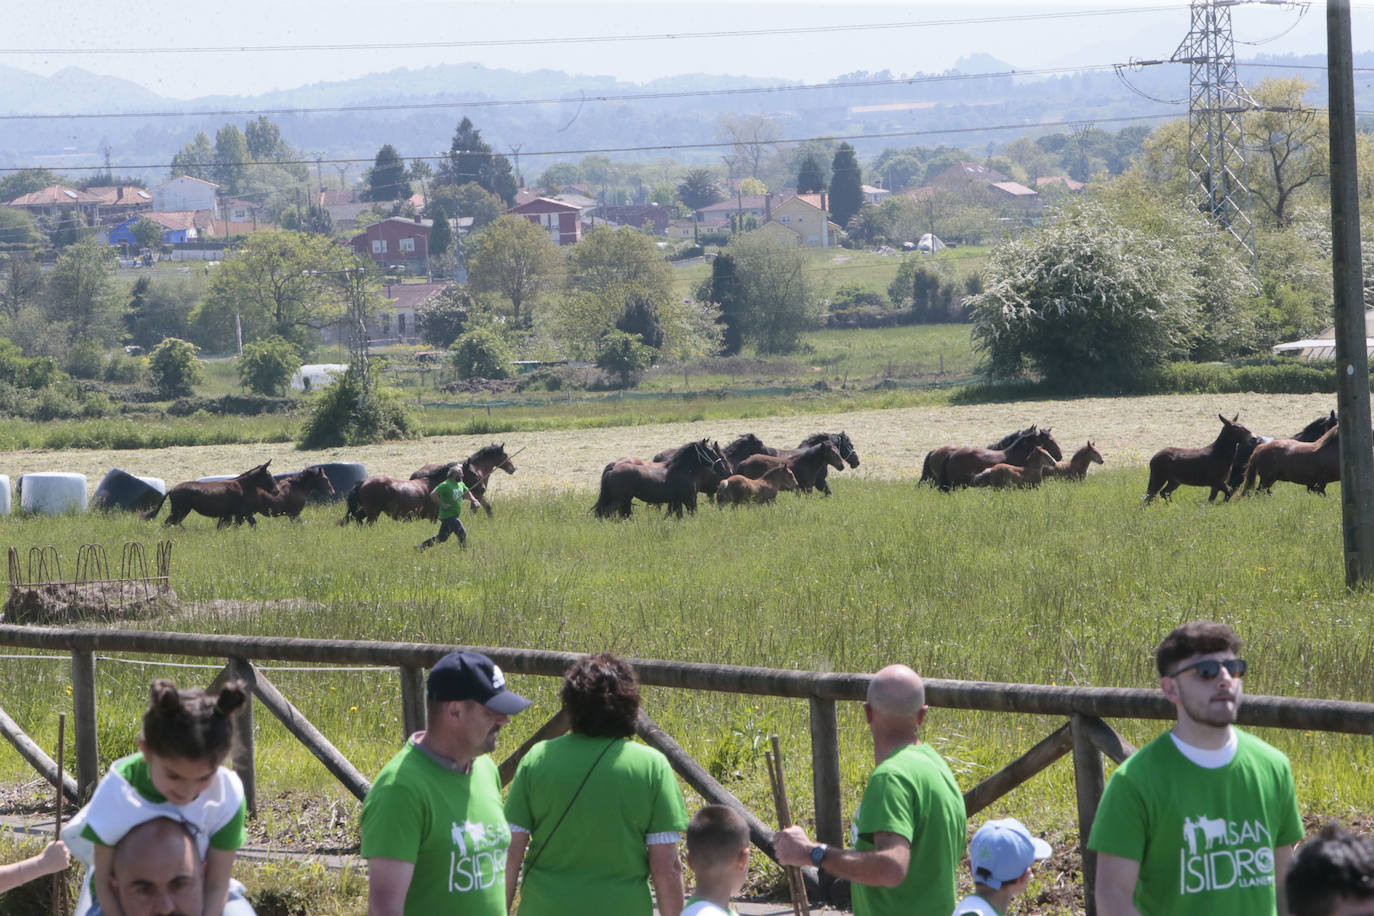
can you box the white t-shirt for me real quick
[682,898,737,916]
[951,893,1001,916]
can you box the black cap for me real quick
[427,651,532,715]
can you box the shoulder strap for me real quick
[522,738,616,873]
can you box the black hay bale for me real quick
[92,469,165,513]
[302,462,367,503]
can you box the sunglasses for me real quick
[1170,658,1247,680]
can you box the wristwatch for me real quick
[810,843,829,868]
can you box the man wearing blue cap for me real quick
[952,818,1053,916]
[362,650,532,916]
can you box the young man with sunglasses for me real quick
[1089,621,1303,916]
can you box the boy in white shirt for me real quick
[683,805,751,916]
[952,818,1052,916]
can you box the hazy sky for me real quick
[5,0,1365,100]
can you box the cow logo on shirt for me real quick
[1177,815,1275,894]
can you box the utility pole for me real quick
[1326,0,1374,587]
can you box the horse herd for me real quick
[133,408,1346,529]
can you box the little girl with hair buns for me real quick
[62,678,255,916]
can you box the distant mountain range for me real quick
[1,51,1367,180]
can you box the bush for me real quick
[595,330,656,387]
[147,337,203,398]
[1134,360,1336,395]
[66,339,105,379]
[104,350,145,384]
[298,367,416,448]
[237,335,302,396]
[451,327,513,380]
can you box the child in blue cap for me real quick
[952,818,1053,916]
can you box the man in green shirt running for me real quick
[419,466,482,550]
[1089,621,1303,916]
[773,664,966,916]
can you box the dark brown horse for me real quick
[938,428,1063,490]
[409,443,518,518]
[732,440,845,493]
[593,439,729,519]
[1240,424,1340,496]
[922,425,1038,485]
[653,433,768,468]
[1227,410,1337,491]
[757,432,859,495]
[260,467,337,520]
[143,462,280,528]
[1144,414,1259,503]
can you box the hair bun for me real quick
[213,680,249,717]
[149,679,183,712]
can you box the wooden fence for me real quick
[1,624,1372,915]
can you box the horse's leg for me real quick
[1159,479,1180,499]
[478,494,493,518]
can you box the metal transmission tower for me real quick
[1172,0,1258,268]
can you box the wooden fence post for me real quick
[209,658,257,817]
[70,650,99,799]
[399,666,426,740]
[1070,714,1106,916]
[808,697,842,844]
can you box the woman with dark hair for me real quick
[505,653,688,916]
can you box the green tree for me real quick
[467,215,562,324]
[417,285,471,347]
[244,116,288,161]
[1245,77,1328,227]
[0,169,60,203]
[213,124,251,194]
[125,275,194,350]
[237,335,302,396]
[703,253,745,355]
[428,202,453,256]
[724,232,822,354]
[716,113,781,180]
[452,327,513,379]
[846,203,893,245]
[828,143,863,228]
[797,155,826,194]
[147,337,203,398]
[298,367,415,448]
[0,253,43,320]
[0,208,43,252]
[677,169,724,211]
[437,118,516,206]
[538,162,583,191]
[367,144,409,202]
[596,330,655,387]
[131,218,164,251]
[430,182,504,232]
[48,241,119,344]
[170,132,215,181]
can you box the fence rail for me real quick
[0,624,1369,916]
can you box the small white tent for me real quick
[916,233,946,252]
[290,364,347,391]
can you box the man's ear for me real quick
[915,705,928,728]
[1160,676,1180,704]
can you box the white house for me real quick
[152,176,220,218]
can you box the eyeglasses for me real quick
[1169,658,1247,680]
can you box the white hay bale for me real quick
[197,475,236,482]
[290,363,347,392]
[19,473,88,515]
[0,475,10,515]
[137,476,166,495]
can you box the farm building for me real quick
[1273,309,1374,360]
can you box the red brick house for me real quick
[350,216,432,271]
[509,197,581,246]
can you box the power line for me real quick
[0,6,1188,56]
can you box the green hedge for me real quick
[1135,360,1338,395]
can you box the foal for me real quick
[1042,441,1104,482]
[969,447,1057,489]
[715,466,799,506]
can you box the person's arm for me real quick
[1274,843,1295,916]
[92,843,128,916]
[506,831,530,912]
[772,825,910,888]
[1094,853,1143,916]
[0,841,70,893]
[201,848,236,916]
[648,841,685,916]
[367,857,416,916]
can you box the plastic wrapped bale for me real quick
[197,475,237,482]
[0,475,10,516]
[18,473,88,515]
[93,468,165,512]
[304,462,367,503]
[137,476,167,495]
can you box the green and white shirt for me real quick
[432,478,471,519]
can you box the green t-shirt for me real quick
[432,478,471,519]
[360,742,509,916]
[505,733,689,916]
[849,742,965,916]
[1087,729,1303,916]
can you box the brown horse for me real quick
[1144,414,1259,503]
[922,426,1039,485]
[716,466,799,506]
[1240,424,1340,496]
[408,443,518,518]
[938,428,1063,490]
[1042,441,1105,482]
[970,447,1057,489]
[731,440,844,493]
[143,462,280,528]
[653,433,768,469]
[259,467,337,520]
[593,439,729,519]
[1228,410,1338,492]
[757,432,859,495]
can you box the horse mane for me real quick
[664,439,710,472]
[469,443,507,464]
[722,433,763,462]
[798,432,833,447]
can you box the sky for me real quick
[5,0,1369,100]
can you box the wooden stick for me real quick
[52,713,66,916]
[764,734,810,916]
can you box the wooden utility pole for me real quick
[1327,0,1374,587]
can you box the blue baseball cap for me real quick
[970,818,1052,890]
[427,651,531,715]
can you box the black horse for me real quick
[143,462,280,528]
[594,439,729,519]
[758,432,859,495]
[1144,414,1259,503]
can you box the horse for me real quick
[969,446,1057,489]
[1227,410,1337,492]
[1042,441,1104,482]
[653,433,768,468]
[258,467,337,521]
[1240,424,1340,496]
[407,443,518,518]
[143,462,280,528]
[1143,414,1259,503]
[593,439,729,519]
[342,473,441,525]
[731,440,845,493]
[922,426,1038,485]
[757,432,859,495]
[938,428,1063,490]
[715,466,799,507]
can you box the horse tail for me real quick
[920,451,935,483]
[340,483,363,525]
[1240,450,1261,497]
[141,491,168,521]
